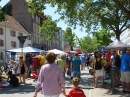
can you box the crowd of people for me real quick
[0,48,130,96]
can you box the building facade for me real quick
[0,15,31,61]
[3,0,55,50]
[120,28,130,45]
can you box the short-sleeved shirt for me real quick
[72,58,81,72]
[120,54,130,72]
[68,88,86,97]
[111,55,116,67]
[10,61,20,74]
[37,55,46,66]
[57,59,66,72]
[80,55,87,63]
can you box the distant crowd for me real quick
[0,48,130,97]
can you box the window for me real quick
[37,27,39,34]
[0,39,4,46]
[0,28,3,35]
[0,52,3,60]
[10,30,16,37]
[11,41,16,47]
[35,26,36,33]
[18,32,23,36]
[28,44,31,46]
[28,35,31,40]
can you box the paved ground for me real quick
[0,68,93,97]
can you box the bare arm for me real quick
[23,61,28,72]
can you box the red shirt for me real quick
[68,88,86,97]
[106,53,111,61]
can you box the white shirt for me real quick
[10,61,21,74]
[111,55,116,67]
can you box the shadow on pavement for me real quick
[0,83,35,94]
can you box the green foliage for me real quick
[0,10,5,22]
[0,0,6,22]
[63,27,77,49]
[78,36,99,52]
[28,0,46,15]
[94,29,115,46]
[78,29,114,52]
[2,3,12,16]
[113,0,130,19]
[28,0,130,40]
[40,16,60,40]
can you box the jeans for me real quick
[73,71,80,78]
[62,72,65,78]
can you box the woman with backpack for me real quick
[94,52,105,88]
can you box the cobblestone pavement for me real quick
[0,68,93,97]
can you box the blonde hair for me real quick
[72,77,80,87]
[10,60,14,63]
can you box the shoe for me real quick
[95,85,97,88]
[122,90,126,93]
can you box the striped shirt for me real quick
[35,63,65,95]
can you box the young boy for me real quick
[67,77,86,97]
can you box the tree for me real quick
[0,0,6,22]
[78,36,99,52]
[40,16,60,40]
[113,0,130,19]
[28,0,129,40]
[63,27,76,51]
[94,29,115,47]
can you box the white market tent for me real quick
[48,49,66,54]
[105,39,129,49]
[7,46,47,53]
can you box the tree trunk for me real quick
[113,0,130,19]
[115,30,121,40]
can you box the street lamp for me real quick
[4,21,8,63]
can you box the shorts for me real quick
[95,69,104,77]
[112,67,120,77]
[120,72,130,83]
[73,71,80,79]
[44,95,59,97]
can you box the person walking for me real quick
[110,49,121,87]
[57,54,66,78]
[94,53,104,88]
[36,50,46,75]
[33,52,66,97]
[120,48,130,93]
[71,54,83,79]
[80,53,87,70]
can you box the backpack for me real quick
[32,57,40,69]
[114,55,121,68]
[95,58,102,70]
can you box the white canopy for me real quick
[105,39,129,49]
[48,49,66,54]
[7,46,47,53]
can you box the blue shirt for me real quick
[80,55,87,63]
[72,58,81,72]
[120,54,130,72]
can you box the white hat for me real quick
[40,50,44,54]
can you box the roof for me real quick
[0,15,30,34]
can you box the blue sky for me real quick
[0,0,87,38]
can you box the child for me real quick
[67,77,86,97]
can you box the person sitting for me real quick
[9,74,19,87]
